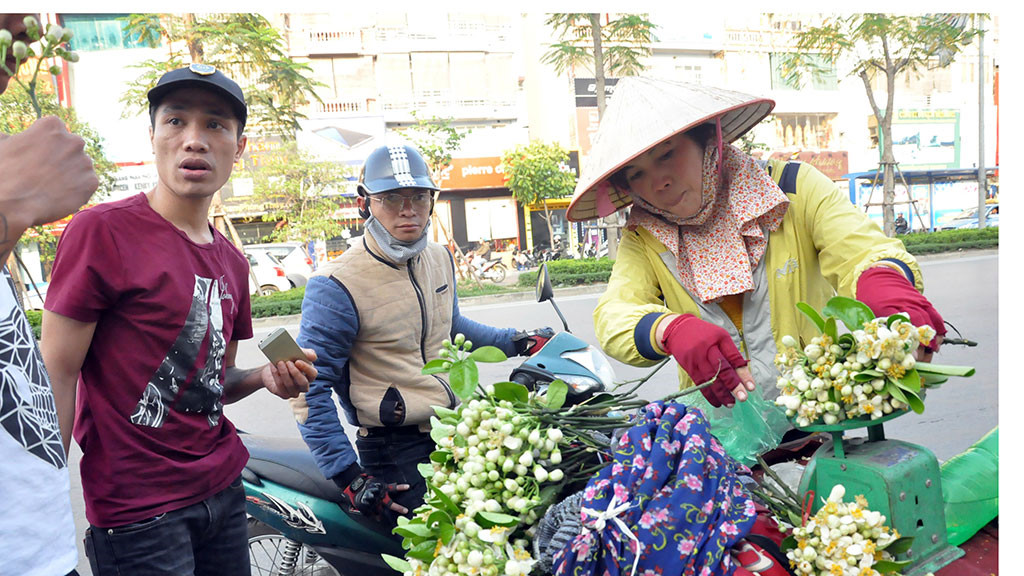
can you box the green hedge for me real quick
[900,227,998,254]
[517,257,616,288]
[26,310,41,340]
[251,286,306,319]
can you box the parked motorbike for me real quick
[243,263,614,576]
[476,257,507,283]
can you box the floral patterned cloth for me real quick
[552,402,757,576]
[626,143,789,304]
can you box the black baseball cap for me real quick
[147,63,248,130]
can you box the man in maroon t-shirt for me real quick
[41,65,318,576]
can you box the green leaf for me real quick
[545,380,569,411]
[780,534,797,553]
[429,450,452,464]
[418,462,435,479]
[429,417,455,444]
[901,387,925,414]
[786,511,803,527]
[886,314,910,328]
[393,523,433,539]
[838,333,857,350]
[381,554,412,573]
[823,316,839,342]
[432,405,460,419]
[439,522,455,545]
[872,559,913,574]
[885,380,910,406]
[822,296,875,332]
[853,371,882,382]
[469,346,508,364]
[476,511,519,528]
[430,485,460,516]
[915,362,975,377]
[407,539,438,562]
[449,360,478,401]
[422,358,450,375]
[493,381,530,404]
[920,373,949,387]
[797,302,826,332]
[898,367,922,393]
[427,509,452,528]
[880,536,915,555]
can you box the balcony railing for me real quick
[305,29,362,55]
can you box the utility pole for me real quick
[977,15,987,229]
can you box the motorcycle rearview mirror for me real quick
[536,263,571,333]
[536,263,553,303]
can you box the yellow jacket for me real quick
[594,159,923,398]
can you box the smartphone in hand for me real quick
[258,327,306,364]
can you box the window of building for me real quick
[770,52,838,91]
[59,14,149,52]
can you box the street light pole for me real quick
[977,15,987,229]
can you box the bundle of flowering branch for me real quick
[773,297,974,428]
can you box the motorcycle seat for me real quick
[241,434,348,505]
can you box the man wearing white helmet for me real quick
[293,142,552,525]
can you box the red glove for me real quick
[856,267,946,352]
[660,314,749,407]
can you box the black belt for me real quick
[359,425,429,438]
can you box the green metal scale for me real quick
[797,408,963,575]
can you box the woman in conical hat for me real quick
[568,77,945,442]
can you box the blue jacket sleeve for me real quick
[451,289,518,357]
[295,275,360,482]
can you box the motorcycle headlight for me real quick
[561,346,616,388]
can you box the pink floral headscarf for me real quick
[625,142,789,303]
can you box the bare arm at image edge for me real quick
[39,311,97,455]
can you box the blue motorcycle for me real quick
[243,264,615,575]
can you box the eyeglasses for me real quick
[370,192,433,212]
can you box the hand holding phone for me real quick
[258,327,306,364]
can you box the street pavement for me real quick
[64,250,999,574]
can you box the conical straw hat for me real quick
[566,77,775,222]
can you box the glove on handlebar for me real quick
[341,473,397,519]
[660,314,747,408]
[856,267,946,352]
[513,327,555,356]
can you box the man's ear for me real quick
[357,194,370,219]
[235,135,248,162]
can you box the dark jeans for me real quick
[84,475,248,576]
[356,429,434,526]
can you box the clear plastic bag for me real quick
[684,386,790,466]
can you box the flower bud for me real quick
[782,335,798,349]
[547,428,563,443]
[24,16,38,31]
[12,40,28,60]
[49,65,61,75]
[548,469,564,482]
[454,334,466,346]
[0,30,12,46]
[62,28,74,42]
[534,466,549,482]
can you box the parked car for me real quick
[246,250,293,296]
[937,203,999,230]
[244,242,313,288]
[22,281,47,311]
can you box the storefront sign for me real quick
[574,77,619,108]
[769,151,850,181]
[436,157,506,189]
